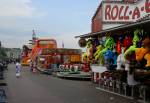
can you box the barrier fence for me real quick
[96,78,150,103]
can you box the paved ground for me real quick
[4,64,137,103]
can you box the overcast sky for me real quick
[0,0,100,49]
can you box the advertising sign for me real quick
[102,0,150,23]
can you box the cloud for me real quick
[0,34,29,48]
[0,0,35,17]
[0,0,42,48]
[46,33,81,49]
[0,0,91,49]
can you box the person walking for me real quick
[29,59,33,72]
[16,59,21,78]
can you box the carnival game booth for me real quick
[36,48,89,77]
[75,0,150,102]
[76,18,150,102]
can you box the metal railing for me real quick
[96,78,150,103]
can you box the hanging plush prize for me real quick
[117,40,121,54]
[94,35,115,65]
[124,29,141,58]
[78,38,87,48]
[135,34,150,68]
[123,35,132,51]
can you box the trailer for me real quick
[37,48,82,73]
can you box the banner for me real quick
[102,0,150,23]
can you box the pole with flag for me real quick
[62,41,64,48]
[32,29,36,40]
[32,29,36,45]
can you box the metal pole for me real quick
[99,78,101,88]
[113,80,115,92]
[119,81,121,94]
[107,80,110,91]
[123,83,127,96]
[143,86,146,103]
[125,84,127,96]
[131,85,134,98]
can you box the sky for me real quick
[0,0,100,49]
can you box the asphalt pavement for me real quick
[4,64,137,103]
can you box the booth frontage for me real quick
[76,0,150,102]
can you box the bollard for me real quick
[131,85,134,98]
[143,86,146,103]
[123,83,127,96]
[109,80,113,91]
[116,81,121,94]
[106,79,109,90]
[99,78,102,88]
[103,80,105,89]
[113,80,115,92]
[119,81,121,94]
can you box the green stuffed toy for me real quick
[124,29,141,58]
[94,36,115,65]
[94,45,104,65]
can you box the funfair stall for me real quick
[76,0,150,102]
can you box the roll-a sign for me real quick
[102,0,150,23]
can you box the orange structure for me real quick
[21,39,57,66]
[21,31,82,74]
[30,39,57,62]
[37,48,82,69]
[21,45,32,66]
[30,39,82,71]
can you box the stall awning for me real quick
[75,18,150,38]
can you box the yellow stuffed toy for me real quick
[135,35,150,68]
[94,45,104,65]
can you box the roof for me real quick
[75,18,150,38]
[92,2,102,20]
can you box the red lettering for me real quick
[132,7,140,19]
[111,5,119,20]
[145,0,150,13]
[105,5,111,20]
[124,6,129,20]
[119,6,124,20]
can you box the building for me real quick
[6,48,21,59]
[76,0,149,38]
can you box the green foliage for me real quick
[0,47,7,59]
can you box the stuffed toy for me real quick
[117,47,126,70]
[116,40,121,54]
[83,39,94,63]
[94,45,104,65]
[123,35,132,51]
[134,39,150,84]
[104,50,117,71]
[124,30,150,86]
[135,34,150,68]
[94,36,115,65]
[86,40,94,60]
[123,29,145,73]
[117,36,124,54]
[124,29,141,58]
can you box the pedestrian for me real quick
[29,59,33,72]
[16,59,21,78]
[32,61,37,73]
[0,61,4,79]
